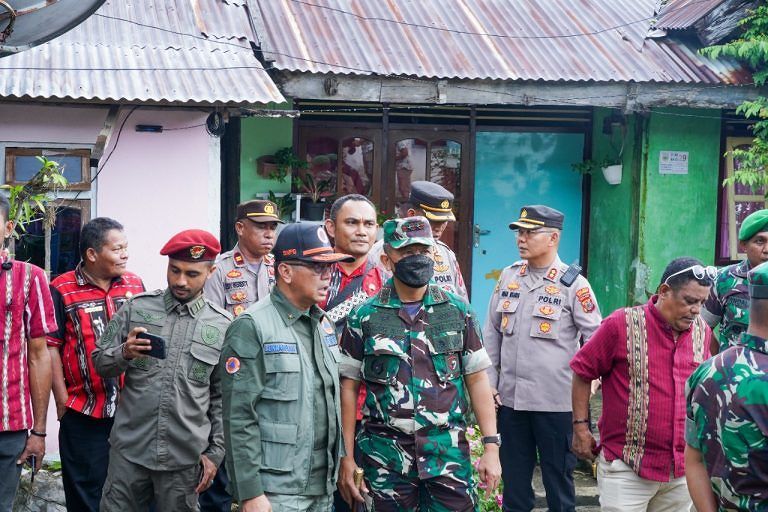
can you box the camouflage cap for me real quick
[748,261,768,298]
[739,209,768,241]
[383,216,435,249]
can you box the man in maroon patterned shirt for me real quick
[48,217,145,512]
[0,195,57,512]
[570,257,714,511]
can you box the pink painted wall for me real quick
[0,103,222,454]
[97,108,220,290]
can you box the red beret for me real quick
[160,229,221,262]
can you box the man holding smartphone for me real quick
[93,229,232,512]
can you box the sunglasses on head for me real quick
[663,264,717,286]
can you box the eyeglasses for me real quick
[663,264,717,286]
[515,228,556,238]
[282,261,333,276]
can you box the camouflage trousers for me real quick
[360,453,477,512]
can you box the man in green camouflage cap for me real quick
[337,216,501,511]
[703,209,768,354]
[685,261,768,511]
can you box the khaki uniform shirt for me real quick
[92,289,232,470]
[204,244,275,317]
[370,239,469,301]
[482,256,602,412]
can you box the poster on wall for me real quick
[659,150,689,175]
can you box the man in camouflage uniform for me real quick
[702,209,768,354]
[371,181,468,301]
[204,200,282,318]
[686,261,768,511]
[93,230,231,511]
[338,217,501,512]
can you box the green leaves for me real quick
[5,156,69,238]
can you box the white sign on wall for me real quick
[659,151,689,175]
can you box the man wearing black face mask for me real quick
[337,217,501,511]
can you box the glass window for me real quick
[5,148,90,189]
[341,137,374,195]
[15,204,88,278]
[304,137,339,194]
[429,139,461,195]
[395,138,427,202]
[720,139,764,261]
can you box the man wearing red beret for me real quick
[93,229,232,511]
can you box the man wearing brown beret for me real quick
[93,229,232,511]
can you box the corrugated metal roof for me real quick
[0,0,285,105]
[254,0,749,84]
[655,0,724,30]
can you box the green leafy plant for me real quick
[702,6,768,194]
[267,190,296,220]
[271,147,308,183]
[299,173,334,203]
[0,156,68,272]
[572,157,618,175]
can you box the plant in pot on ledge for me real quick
[257,147,307,183]
[299,173,334,221]
[572,156,623,185]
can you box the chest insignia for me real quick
[539,321,552,334]
[539,305,554,316]
[507,281,520,291]
[501,315,509,329]
[233,305,246,317]
[502,300,511,310]
[545,285,560,295]
[230,291,247,303]
[201,325,220,345]
[226,270,242,279]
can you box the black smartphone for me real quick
[137,332,167,359]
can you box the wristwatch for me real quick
[481,434,502,446]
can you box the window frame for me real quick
[4,147,91,190]
[724,136,761,261]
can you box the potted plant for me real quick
[267,190,296,222]
[299,173,334,221]
[572,156,623,185]
[257,147,307,183]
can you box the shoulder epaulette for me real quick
[131,289,164,300]
[206,300,233,320]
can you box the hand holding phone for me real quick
[136,332,167,359]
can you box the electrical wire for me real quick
[284,0,706,40]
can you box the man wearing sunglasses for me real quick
[483,204,602,512]
[220,223,354,512]
[702,209,768,355]
[571,257,714,512]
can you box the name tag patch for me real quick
[324,334,338,347]
[264,342,298,354]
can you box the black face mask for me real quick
[393,254,434,288]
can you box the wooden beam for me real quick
[277,72,765,110]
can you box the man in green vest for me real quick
[220,223,354,512]
[338,216,501,511]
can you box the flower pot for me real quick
[601,164,622,185]
[256,155,279,178]
[301,201,326,221]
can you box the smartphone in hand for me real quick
[136,332,167,359]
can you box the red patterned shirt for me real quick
[48,266,145,418]
[1,260,57,432]
[570,296,711,482]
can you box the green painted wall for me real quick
[587,108,637,315]
[239,101,294,202]
[636,107,721,298]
